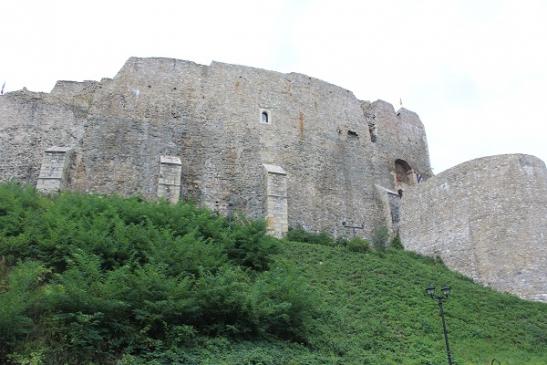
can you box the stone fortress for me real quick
[0,57,545,302]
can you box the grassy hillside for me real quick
[161,241,546,365]
[272,241,546,365]
[0,183,545,364]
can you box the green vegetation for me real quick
[1,183,546,364]
[286,226,371,253]
[0,184,312,364]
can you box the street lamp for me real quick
[426,284,454,365]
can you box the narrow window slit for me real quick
[260,109,271,124]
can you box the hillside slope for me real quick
[273,241,546,364]
[0,184,545,365]
[167,241,546,365]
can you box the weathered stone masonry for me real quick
[36,146,73,194]
[0,57,545,301]
[0,57,432,239]
[400,154,547,302]
[157,156,182,204]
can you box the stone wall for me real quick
[363,100,433,190]
[0,90,87,185]
[400,154,547,301]
[1,57,545,301]
[0,57,431,238]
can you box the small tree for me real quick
[390,235,403,250]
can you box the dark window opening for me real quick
[368,123,377,142]
[394,159,415,186]
[261,111,269,124]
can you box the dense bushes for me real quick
[286,225,404,254]
[0,183,314,364]
[286,226,376,253]
[285,226,336,246]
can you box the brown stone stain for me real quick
[225,146,238,164]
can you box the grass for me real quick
[0,183,545,364]
[159,241,546,365]
[272,241,546,364]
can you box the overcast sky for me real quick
[1,0,546,173]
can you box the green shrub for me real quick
[286,226,334,246]
[371,226,389,252]
[224,217,279,271]
[287,226,375,255]
[334,236,350,247]
[0,261,48,361]
[248,262,316,341]
[0,183,314,364]
[346,237,370,253]
[390,235,403,250]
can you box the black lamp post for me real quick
[426,284,454,365]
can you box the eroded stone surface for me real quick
[400,154,547,302]
[0,57,432,238]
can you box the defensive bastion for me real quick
[401,154,546,302]
[0,57,545,301]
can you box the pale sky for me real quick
[1,0,546,173]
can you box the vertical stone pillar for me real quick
[36,146,73,194]
[157,156,182,203]
[387,191,401,234]
[263,164,288,238]
[374,184,403,237]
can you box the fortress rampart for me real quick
[400,154,547,301]
[0,57,545,301]
[0,57,431,238]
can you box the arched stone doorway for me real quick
[394,159,416,190]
